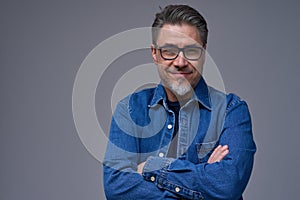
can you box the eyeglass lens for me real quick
[159,46,202,60]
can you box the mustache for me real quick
[165,68,193,74]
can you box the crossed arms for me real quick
[137,145,229,174]
[103,94,256,200]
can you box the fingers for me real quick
[208,145,222,162]
[137,161,146,175]
[207,145,229,164]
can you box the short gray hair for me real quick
[152,5,208,46]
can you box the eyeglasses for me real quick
[156,45,204,61]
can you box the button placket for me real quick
[178,112,189,158]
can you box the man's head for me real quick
[152,5,208,47]
[151,5,208,101]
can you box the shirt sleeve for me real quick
[103,98,179,200]
[142,95,256,200]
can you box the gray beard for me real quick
[167,78,192,97]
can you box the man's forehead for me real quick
[157,37,200,47]
[155,24,202,46]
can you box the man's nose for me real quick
[173,51,188,67]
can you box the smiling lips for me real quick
[167,70,193,78]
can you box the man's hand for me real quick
[208,145,229,164]
[137,161,146,175]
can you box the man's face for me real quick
[151,23,205,101]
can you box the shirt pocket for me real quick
[196,141,217,163]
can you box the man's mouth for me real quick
[168,70,193,77]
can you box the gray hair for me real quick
[152,5,208,46]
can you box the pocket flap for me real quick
[196,141,217,159]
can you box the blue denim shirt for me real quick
[103,78,256,200]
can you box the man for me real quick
[104,4,256,200]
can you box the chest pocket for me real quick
[194,87,227,163]
[196,141,217,163]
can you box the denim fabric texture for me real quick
[103,78,256,200]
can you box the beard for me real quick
[164,77,192,97]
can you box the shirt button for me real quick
[150,176,155,182]
[175,187,180,192]
[158,152,164,157]
[167,124,173,129]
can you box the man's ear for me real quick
[151,44,158,64]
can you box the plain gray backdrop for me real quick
[1,0,299,199]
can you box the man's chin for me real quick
[170,84,192,97]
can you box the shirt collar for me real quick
[193,77,211,110]
[149,77,212,110]
[149,84,167,107]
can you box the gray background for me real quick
[1,0,299,199]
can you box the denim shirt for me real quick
[103,78,256,200]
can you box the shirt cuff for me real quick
[142,156,174,181]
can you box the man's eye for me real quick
[185,48,200,54]
[162,48,178,54]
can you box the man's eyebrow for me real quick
[159,43,177,47]
[185,44,203,48]
[160,43,202,48]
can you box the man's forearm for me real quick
[104,165,166,200]
[141,148,254,200]
[138,144,229,174]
